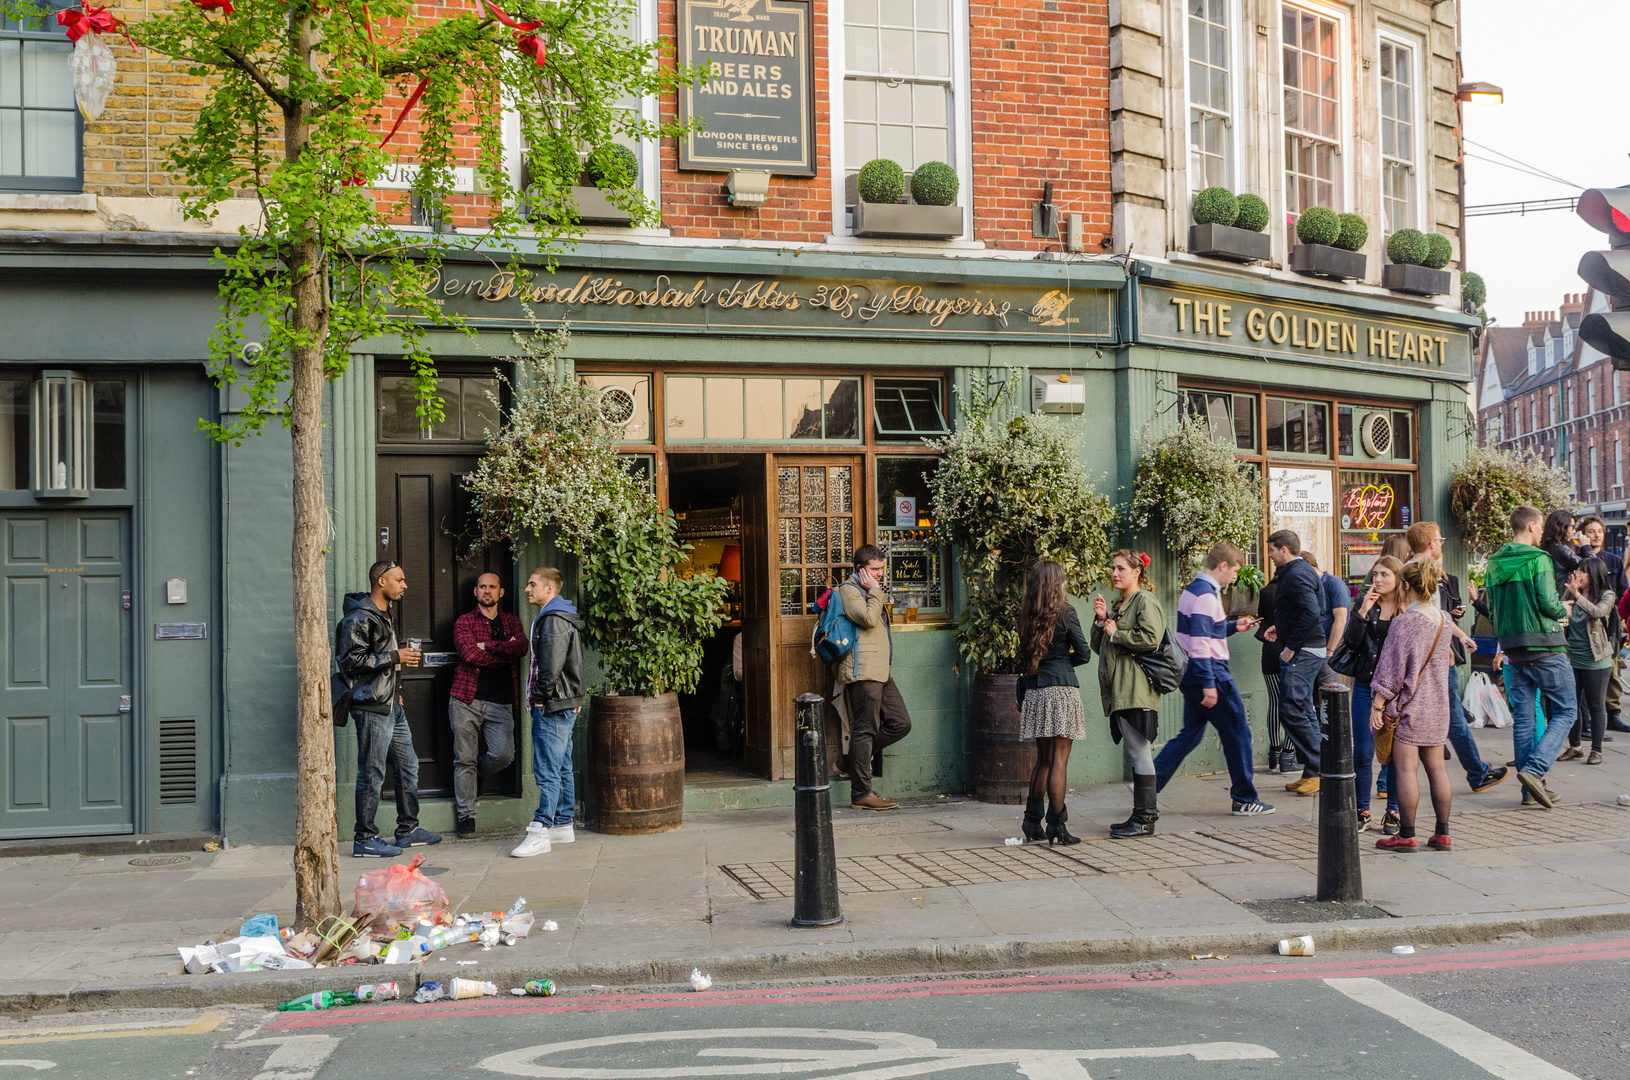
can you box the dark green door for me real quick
[2,511,133,837]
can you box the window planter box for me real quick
[1289,243,1366,281]
[1188,224,1271,264]
[852,201,963,240]
[1382,263,1452,297]
[570,186,632,225]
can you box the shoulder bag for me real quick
[1373,609,1446,767]
[1132,628,1188,694]
[1327,615,1370,678]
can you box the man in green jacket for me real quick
[835,544,912,811]
[1486,504,1576,809]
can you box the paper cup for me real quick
[1277,934,1314,956]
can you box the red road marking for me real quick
[269,936,1630,1031]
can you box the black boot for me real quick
[1045,805,1081,846]
[1607,713,1630,733]
[1109,776,1159,839]
[1021,797,1047,842]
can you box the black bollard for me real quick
[790,693,843,928]
[1316,685,1363,903]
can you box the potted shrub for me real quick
[527,140,642,226]
[852,158,963,239]
[466,323,730,834]
[1289,206,1367,280]
[1383,228,1453,296]
[1462,270,1488,318]
[1449,447,1571,558]
[1188,186,1271,263]
[927,374,1113,803]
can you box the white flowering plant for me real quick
[927,374,1114,675]
[1450,447,1572,557]
[1126,417,1263,569]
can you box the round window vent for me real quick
[599,385,637,427]
[1360,412,1394,458]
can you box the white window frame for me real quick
[1277,0,1353,228]
[1591,442,1599,494]
[1616,437,1623,488]
[1183,0,1242,199]
[1375,25,1426,238]
[1589,375,1597,416]
[828,0,973,241]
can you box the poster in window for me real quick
[677,0,815,175]
[1268,467,1335,577]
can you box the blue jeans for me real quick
[1507,654,1577,776]
[354,702,420,843]
[1277,652,1323,775]
[1155,680,1259,804]
[1351,681,1377,813]
[530,706,579,826]
[1502,664,1546,734]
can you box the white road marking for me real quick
[0,1014,227,1046]
[1325,977,1580,1080]
[235,1035,342,1080]
[0,1063,55,1072]
[480,1028,1277,1080]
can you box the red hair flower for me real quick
[1138,552,1151,568]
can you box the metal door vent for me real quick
[159,715,198,805]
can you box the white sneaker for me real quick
[547,824,575,844]
[510,822,552,858]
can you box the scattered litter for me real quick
[413,981,446,1004]
[1392,946,1416,955]
[449,978,498,1000]
[523,979,556,997]
[241,914,280,940]
[353,854,450,934]
[356,982,399,1001]
[456,960,479,966]
[1004,837,1023,847]
[690,968,713,992]
[1278,935,1315,957]
[502,912,536,939]
[202,841,220,853]
[1190,953,1230,961]
[541,920,559,933]
[1620,794,1630,806]
[279,990,357,1012]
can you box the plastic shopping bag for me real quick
[1463,671,1511,729]
[353,853,450,932]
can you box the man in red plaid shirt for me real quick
[450,572,528,838]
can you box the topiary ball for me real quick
[585,143,639,188]
[1462,270,1487,309]
[1295,206,1341,246]
[856,158,906,204]
[1234,194,1270,233]
[1386,228,1430,266]
[1423,232,1453,270]
[1335,213,1368,252]
[1192,186,1240,226]
[529,137,584,191]
[909,161,959,206]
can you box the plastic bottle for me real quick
[356,982,400,1002]
[523,979,555,997]
[506,897,527,917]
[278,990,359,1012]
[455,912,505,928]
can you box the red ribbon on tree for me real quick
[191,0,236,14]
[481,0,546,66]
[56,2,119,42]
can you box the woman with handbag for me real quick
[1561,557,1616,765]
[1091,550,1167,839]
[1016,560,1092,845]
[1368,559,1455,853]
[1338,555,1404,832]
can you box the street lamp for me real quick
[1456,81,1504,106]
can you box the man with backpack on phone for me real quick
[831,545,912,811]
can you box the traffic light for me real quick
[1576,186,1630,367]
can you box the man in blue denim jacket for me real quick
[511,567,585,858]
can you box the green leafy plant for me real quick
[1127,417,1264,570]
[1423,232,1453,270]
[1386,228,1431,265]
[1335,213,1368,252]
[927,375,1113,675]
[528,136,586,197]
[1192,186,1240,226]
[1233,563,1267,595]
[909,161,960,206]
[856,158,907,204]
[1234,194,1270,233]
[467,322,729,697]
[1295,206,1341,246]
[586,143,639,188]
[1449,447,1572,557]
[1463,271,1488,309]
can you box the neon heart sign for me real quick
[1342,484,1395,530]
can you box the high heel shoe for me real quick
[1021,797,1047,843]
[1109,775,1158,839]
[1045,805,1081,846]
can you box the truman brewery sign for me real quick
[678,0,814,175]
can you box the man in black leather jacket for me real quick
[337,561,441,857]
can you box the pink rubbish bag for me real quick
[353,853,450,933]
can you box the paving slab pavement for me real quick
[3,724,1630,1011]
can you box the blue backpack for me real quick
[812,586,859,663]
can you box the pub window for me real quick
[876,455,945,615]
[1281,3,1343,232]
[579,373,652,443]
[1183,390,1256,451]
[0,378,27,490]
[874,378,948,440]
[778,463,856,615]
[1338,404,1413,462]
[1,5,81,192]
[1378,34,1418,236]
[377,375,500,442]
[1266,396,1327,455]
[665,376,860,442]
[1339,468,1413,580]
[1187,0,1234,193]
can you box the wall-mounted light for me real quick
[726,170,772,209]
[1456,81,1504,106]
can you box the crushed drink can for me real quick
[523,979,556,997]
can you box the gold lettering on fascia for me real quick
[432,272,1035,330]
[1173,296,1450,366]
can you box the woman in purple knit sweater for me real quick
[1368,560,1455,853]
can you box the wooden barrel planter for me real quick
[590,692,685,835]
[971,673,1032,804]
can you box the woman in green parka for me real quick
[1090,549,1168,839]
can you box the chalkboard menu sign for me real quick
[678,0,815,175]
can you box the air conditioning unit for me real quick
[1359,411,1394,458]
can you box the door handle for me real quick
[118,696,132,714]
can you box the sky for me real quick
[1460,0,1626,328]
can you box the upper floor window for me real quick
[1589,377,1596,415]
[1,5,81,192]
[1378,36,1417,236]
[1281,4,1341,226]
[1187,0,1232,192]
[842,0,956,218]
